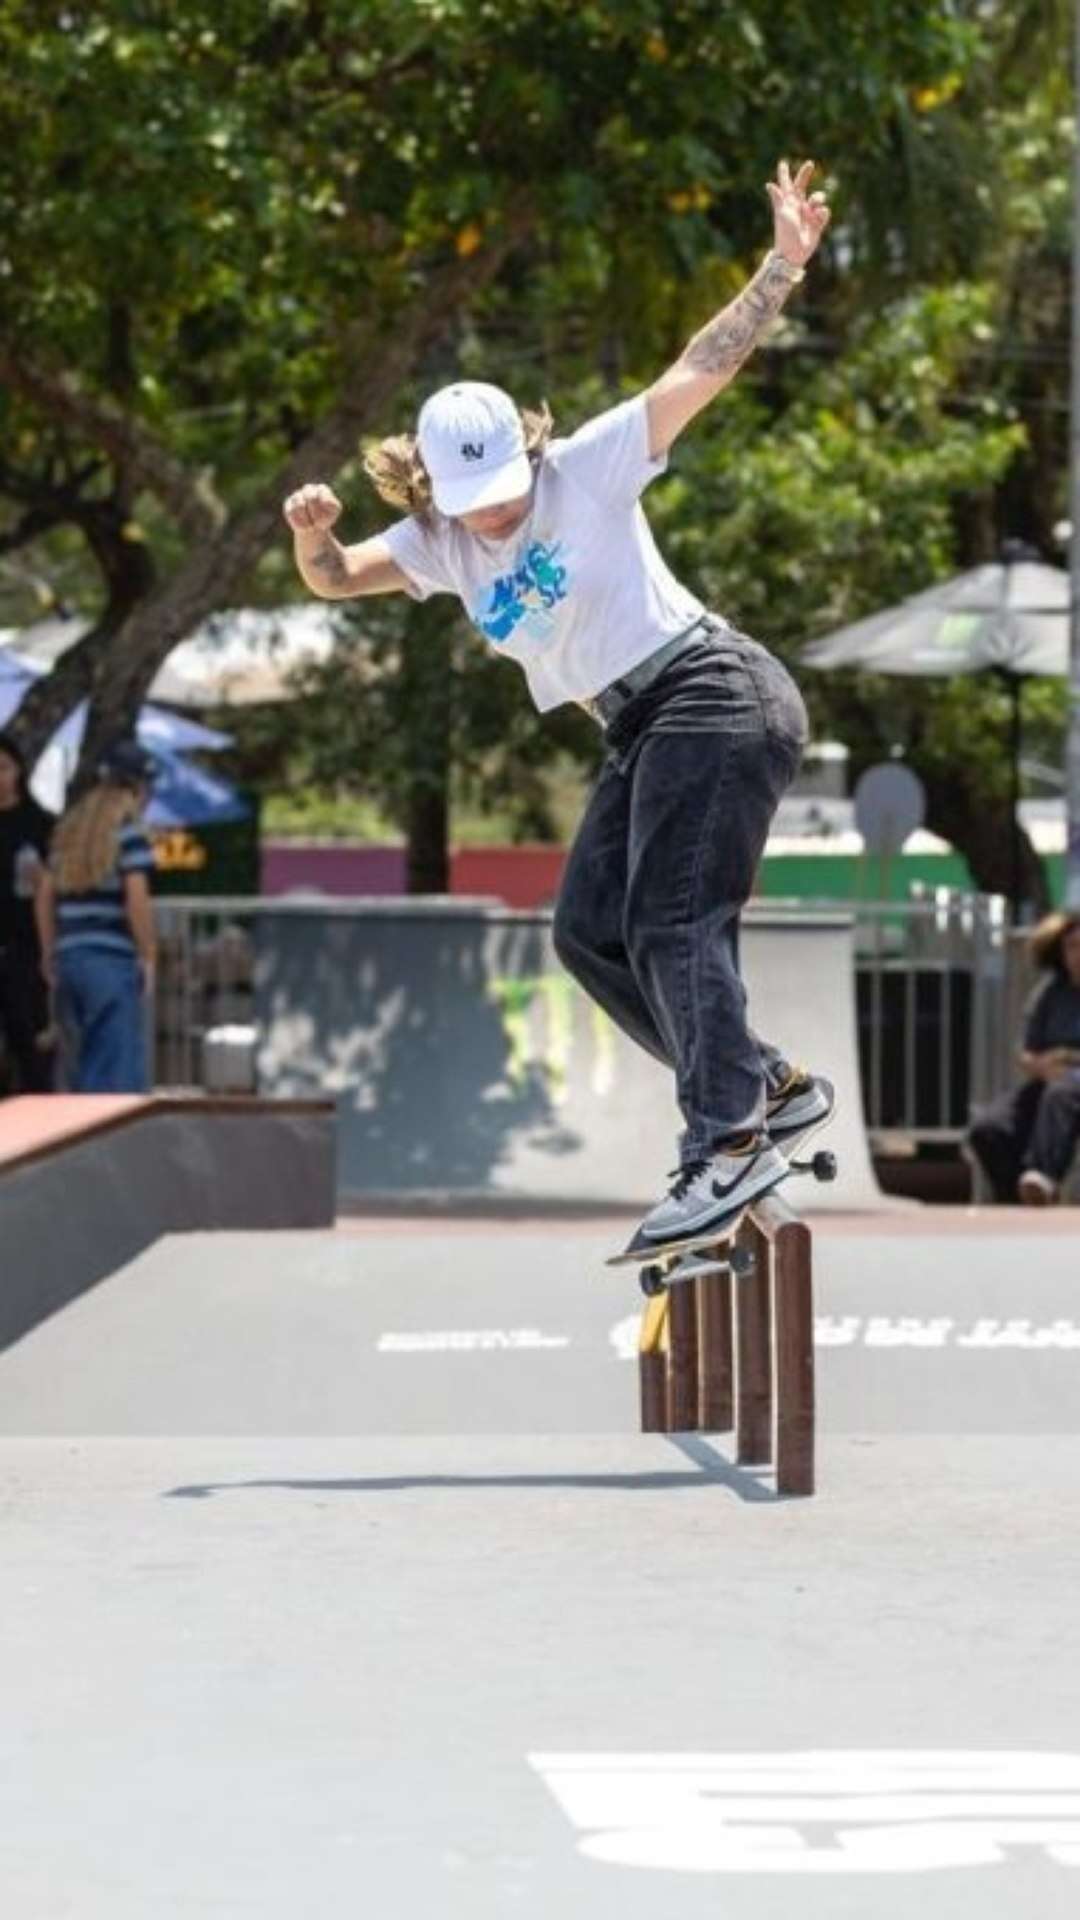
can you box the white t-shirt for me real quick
[380,394,705,712]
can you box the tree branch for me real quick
[0,348,226,542]
[185,209,537,589]
[9,216,534,776]
[0,501,71,556]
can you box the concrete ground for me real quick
[1,1210,1079,1917]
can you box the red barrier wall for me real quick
[260,842,566,908]
[451,846,566,908]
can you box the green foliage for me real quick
[0,0,1072,882]
[651,284,1024,647]
[0,0,980,480]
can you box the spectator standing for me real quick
[0,730,56,1094]
[967,910,1080,1205]
[36,741,158,1094]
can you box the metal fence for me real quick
[155,899,258,1091]
[152,890,1019,1144]
[848,889,1012,1142]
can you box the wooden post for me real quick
[638,1294,670,1433]
[633,1190,815,1498]
[735,1218,773,1465]
[667,1280,700,1430]
[773,1216,815,1496]
[697,1269,734,1431]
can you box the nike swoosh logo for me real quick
[707,1164,758,1203]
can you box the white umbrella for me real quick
[149,605,341,707]
[802,551,1072,917]
[0,604,342,708]
[803,557,1070,677]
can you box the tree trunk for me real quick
[405,779,450,894]
[401,601,452,895]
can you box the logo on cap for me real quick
[460,442,485,460]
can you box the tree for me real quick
[0,0,982,810]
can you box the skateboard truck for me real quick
[639,1242,754,1298]
[789,1148,838,1183]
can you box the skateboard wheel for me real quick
[640,1266,666,1298]
[730,1246,755,1278]
[812,1150,838,1183]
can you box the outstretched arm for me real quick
[645,160,831,460]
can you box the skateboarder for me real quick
[284,159,833,1245]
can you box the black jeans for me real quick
[553,624,809,1163]
[968,1075,1080,1200]
[0,941,55,1094]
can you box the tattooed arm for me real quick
[283,483,411,598]
[294,528,409,600]
[645,159,830,459]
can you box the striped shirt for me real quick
[55,821,156,956]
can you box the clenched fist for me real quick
[282,483,343,534]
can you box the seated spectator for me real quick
[967,909,1080,1205]
[35,741,158,1093]
[0,731,57,1093]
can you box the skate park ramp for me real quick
[1,1205,1078,1919]
[254,903,882,1210]
[0,1093,335,1348]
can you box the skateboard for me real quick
[607,1106,837,1298]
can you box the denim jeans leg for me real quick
[553,759,673,1068]
[59,948,148,1093]
[624,727,799,1161]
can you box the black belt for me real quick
[582,615,723,727]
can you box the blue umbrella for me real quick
[0,647,30,685]
[143,748,250,829]
[0,648,37,722]
[0,649,233,752]
[55,699,233,758]
[0,646,244,825]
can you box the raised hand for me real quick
[766,160,831,268]
[283,483,343,534]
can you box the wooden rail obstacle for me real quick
[637,1188,815,1496]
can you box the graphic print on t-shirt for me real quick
[473,539,568,645]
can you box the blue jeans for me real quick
[553,624,809,1162]
[56,945,149,1093]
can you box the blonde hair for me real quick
[52,784,143,895]
[362,402,554,516]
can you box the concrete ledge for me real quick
[0,1096,335,1351]
[0,1094,151,1171]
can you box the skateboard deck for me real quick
[606,1104,837,1294]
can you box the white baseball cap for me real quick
[417,380,533,517]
